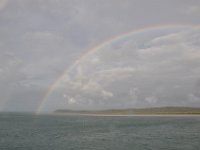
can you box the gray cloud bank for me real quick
[45,26,200,111]
[0,0,200,112]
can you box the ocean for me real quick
[0,113,200,150]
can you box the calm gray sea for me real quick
[0,113,200,150]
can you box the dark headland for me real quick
[54,107,200,116]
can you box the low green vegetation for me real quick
[55,107,200,115]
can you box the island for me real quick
[54,107,200,116]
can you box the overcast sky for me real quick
[0,0,200,112]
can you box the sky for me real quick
[0,0,200,112]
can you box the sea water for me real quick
[0,113,200,150]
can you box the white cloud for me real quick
[145,96,157,104]
[89,57,100,65]
[52,26,200,110]
[68,97,76,104]
[102,90,113,99]
[81,80,101,93]
[94,67,136,83]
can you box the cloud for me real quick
[0,0,7,11]
[185,5,200,16]
[0,52,23,110]
[68,97,76,104]
[188,94,199,103]
[81,80,102,93]
[129,88,139,100]
[145,96,158,104]
[1,0,200,112]
[46,26,200,110]
[102,90,113,99]
[24,31,63,42]
[94,67,136,83]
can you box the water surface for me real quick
[0,113,200,150]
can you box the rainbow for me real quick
[36,24,195,114]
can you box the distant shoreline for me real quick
[54,107,200,117]
[52,112,200,117]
